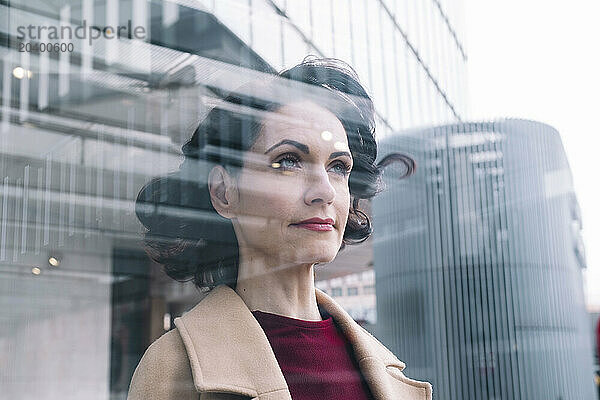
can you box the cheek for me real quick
[335,185,351,230]
[238,174,299,226]
[342,198,351,228]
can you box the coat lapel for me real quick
[174,284,431,400]
[174,285,291,400]
[315,288,432,400]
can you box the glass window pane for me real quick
[310,0,334,55]
[251,0,283,68]
[381,11,399,130]
[366,1,386,117]
[331,0,352,63]
[282,21,308,67]
[349,0,371,90]
[286,0,312,38]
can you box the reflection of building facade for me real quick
[316,269,376,326]
[374,119,596,399]
[188,0,469,134]
[0,1,466,399]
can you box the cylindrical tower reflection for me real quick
[374,119,596,399]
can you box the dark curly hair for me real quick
[135,57,415,291]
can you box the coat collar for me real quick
[174,284,429,400]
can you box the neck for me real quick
[234,250,322,321]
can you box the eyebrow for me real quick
[264,139,352,161]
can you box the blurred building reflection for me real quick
[374,119,596,399]
[315,268,377,328]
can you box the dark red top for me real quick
[251,309,374,400]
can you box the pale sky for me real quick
[465,0,600,309]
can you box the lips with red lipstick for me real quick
[290,217,335,232]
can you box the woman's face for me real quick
[229,100,353,268]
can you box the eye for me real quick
[331,160,352,176]
[273,152,301,170]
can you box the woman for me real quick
[129,57,432,400]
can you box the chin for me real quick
[284,238,341,264]
[303,249,338,264]
[286,250,330,264]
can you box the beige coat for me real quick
[127,284,432,400]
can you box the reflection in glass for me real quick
[374,120,596,399]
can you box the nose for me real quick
[304,165,336,206]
